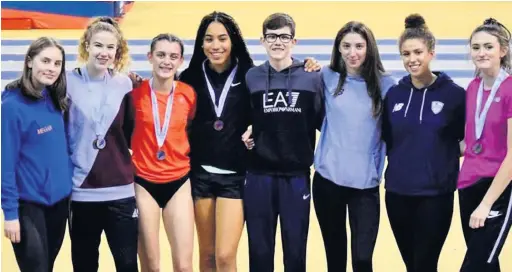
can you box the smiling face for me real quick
[339,32,367,74]
[470,31,507,75]
[148,39,184,80]
[203,21,232,68]
[86,30,118,72]
[261,26,296,62]
[400,38,434,77]
[27,46,64,89]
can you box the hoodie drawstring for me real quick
[265,65,271,102]
[265,64,293,104]
[419,88,428,124]
[403,87,428,123]
[286,68,292,104]
[404,88,413,118]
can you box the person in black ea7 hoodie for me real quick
[243,13,324,272]
[382,14,466,272]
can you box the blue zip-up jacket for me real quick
[315,67,396,189]
[1,88,72,220]
[382,72,465,196]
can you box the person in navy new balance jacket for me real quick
[382,14,466,272]
[243,13,324,272]
[1,37,72,272]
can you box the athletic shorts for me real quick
[190,167,245,200]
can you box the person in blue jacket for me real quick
[314,21,395,272]
[1,37,72,272]
[382,14,466,272]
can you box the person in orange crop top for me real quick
[131,34,196,272]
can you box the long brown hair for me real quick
[329,21,386,117]
[5,37,68,111]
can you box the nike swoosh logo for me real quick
[303,194,310,200]
[487,211,502,219]
[231,82,241,87]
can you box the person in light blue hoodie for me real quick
[313,21,395,272]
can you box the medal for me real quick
[93,137,106,150]
[157,150,166,161]
[213,119,224,131]
[150,78,175,162]
[202,60,238,131]
[473,69,508,156]
[472,142,483,155]
[82,65,110,151]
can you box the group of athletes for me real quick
[1,9,511,272]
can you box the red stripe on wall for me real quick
[2,8,91,29]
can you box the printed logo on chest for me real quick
[392,103,404,113]
[263,90,301,113]
[431,101,444,115]
[37,125,53,135]
[178,95,186,104]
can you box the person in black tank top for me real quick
[179,11,321,271]
[179,12,253,272]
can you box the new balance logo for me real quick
[393,103,404,113]
[263,91,301,113]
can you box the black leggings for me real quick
[313,172,380,272]
[385,192,454,272]
[12,197,69,272]
[70,197,139,272]
[459,178,512,272]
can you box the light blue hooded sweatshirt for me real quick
[314,66,396,189]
